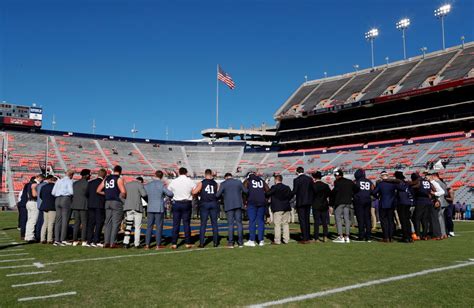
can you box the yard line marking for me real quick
[0,264,36,270]
[0,258,35,263]
[249,260,474,307]
[42,247,222,266]
[0,253,29,257]
[0,249,25,252]
[6,271,52,277]
[12,279,62,288]
[18,291,77,302]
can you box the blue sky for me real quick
[1,0,473,140]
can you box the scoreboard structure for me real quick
[0,103,43,129]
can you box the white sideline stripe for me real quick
[42,247,221,266]
[6,270,52,277]
[0,264,36,270]
[0,249,25,252]
[0,258,35,263]
[249,261,474,307]
[0,253,29,257]
[18,291,76,302]
[12,279,62,288]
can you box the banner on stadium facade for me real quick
[2,117,42,127]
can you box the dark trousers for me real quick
[86,208,105,244]
[354,202,372,240]
[146,212,164,246]
[171,201,192,245]
[312,208,328,240]
[297,205,311,241]
[72,210,88,241]
[445,204,454,233]
[226,208,243,246]
[430,206,442,238]
[34,210,44,241]
[397,204,412,240]
[199,202,219,246]
[379,207,395,240]
[18,207,28,238]
[414,203,430,238]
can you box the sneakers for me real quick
[95,243,104,248]
[244,240,256,247]
[333,236,345,243]
[53,241,61,246]
[449,232,455,237]
[72,241,80,247]
[90,243,98,248]
[345,237,350,243]
[259,241,265,247]
[62,241,72,246]
[81,242,89,247]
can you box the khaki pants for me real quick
[41,211,56,243]
[273,211,290,244]
[25,201,39,241]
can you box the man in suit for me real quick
[292,167,314,243]
[123,176,147,248]
[312,171,331,242]
[330,169,359,243]
[144,170,174,250]
[72,169,91,246]
[216,173,248,248]
[266,174,293,245]
[85,169,106,247]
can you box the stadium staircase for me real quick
[180,146,194,176]
[93,140,113,169]
[132,143,156,172]
[49,136,68,171]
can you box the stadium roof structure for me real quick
[275,41,474,120]
[201,126,276,146]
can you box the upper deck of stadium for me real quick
[275,42,474,120]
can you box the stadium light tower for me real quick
[365,28,379,68]
[52,114,56,130]
[385,56,389,66]
[396,18,410,60]
[353,64,359,72]
[434,4,451,50]
[131,124,138,138]
[461,35,465,49]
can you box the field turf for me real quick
[0,211,473,307]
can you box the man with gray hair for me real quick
[52,169,75,246]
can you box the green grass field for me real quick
[1,211,473,307]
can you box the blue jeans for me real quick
[247,204,266,242]
[171,201,192,245]
[200,202,219,246]
[146,212,164,246]
[226,208,243,246]
[35,210,44,240]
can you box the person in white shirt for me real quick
[24,174,43,242]
[52,169,75,246]
[168,167,196,249]
[427,170,446,240]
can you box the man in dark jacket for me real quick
[266,175,293,245]
[216,173,248,248]
[243,171,269,247]
[312,171,330,242]
[353,169,374,241]
[39,176,57,243]
[330,169,359,243]
[292,167,314,243]
[394,171,414,243]
[17,177,35,239]
[85,169,106,247]
[411,173,433,240]
[72,169,91,246]
[373,171,398,242]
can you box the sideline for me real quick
[18,291,77,302]
[248,260,474,307]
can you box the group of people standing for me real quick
[17,164,456,249]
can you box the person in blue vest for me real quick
[353,169,374,242]
[216,173,248,248]
[97,165,127,248]
[243,171,269,247]
[372,171,398,243]
[410,173,433,240]
[192,169,220,248]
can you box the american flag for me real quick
[217,65,235,90]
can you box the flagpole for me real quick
[216,64,219,128]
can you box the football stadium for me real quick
[1,1,473,307]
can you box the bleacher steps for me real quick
[132,143,156,171]
[93,140,113,169]
[396,59,424,91]
[413,141,441,166]
[49,136,68,172]
[362,147,389,168]
[437,48,463,78]
[2,132,16,207]
[329,75,356,100]
[180,146,194,176]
